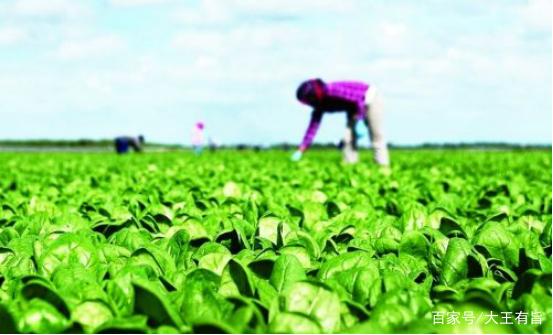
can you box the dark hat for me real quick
[296,78,325,105]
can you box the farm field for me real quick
[0,150,551,334]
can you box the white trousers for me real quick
[343,86,390,165]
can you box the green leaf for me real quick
[18,299,70,334]
[104,276,134,316]
[95,315,149,333]
[36,233,99,277]
[438,216,467,238]
[269,254,306,292]
[21,279,71,319]
[352,266,382,307]
[0,247,15,266]
[540,221,551,249]
[279,245,313,269]
[341,300,370,328]
[225,296,266,333]
[284,231,320,259]
[179,269,231,325]
[191,320,236,334]
[247,258,275,280]
[257,216,290,246]
[72,300,114,332]
[512,269,546,299]
[0,303,17,334]
[269,312,322,334]
[473,222,519,268]
[399,231,430,260]
[440,238,471,286]
[198,252,232,276]
[325,201,341,218]
[215,228,249,254]
[227,259,255,297]
[164,229,190,268]
[181,219,211,247]
[132,280,182,327]
[350,288,432,333]
[254,279,278,308]
[279,281,341,333]
[318,250,374,280]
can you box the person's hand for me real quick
[291,150,303,162]
[355,121,367,138]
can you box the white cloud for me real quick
[0,26,27,45]
[224,0,357,16]
[169,22,325,86]
[370,22,411,55]
[171,30,225,53]
[11,0,91,18]
[172,0,233,25]
[171,23,301,54]
[109,0,173,7]
[56,35,125,60]
[521,0,552,30]
[172,0,358,26]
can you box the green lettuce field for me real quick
[0,150,551,334]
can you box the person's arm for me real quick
[299,110,323,152]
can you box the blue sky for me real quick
[0,0,551,145]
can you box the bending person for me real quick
[114,135,144,154]
[292,78,389,165]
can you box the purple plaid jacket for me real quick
[299,80,369,150]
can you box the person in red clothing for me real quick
[292,78,389,165]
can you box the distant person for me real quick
[291,78,389,165]
[114,135,144,154]
[191,122,205,154]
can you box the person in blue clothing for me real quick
[114,135,144,154]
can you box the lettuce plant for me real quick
[0,150,551,333]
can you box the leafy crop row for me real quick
[0,150,551,333]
